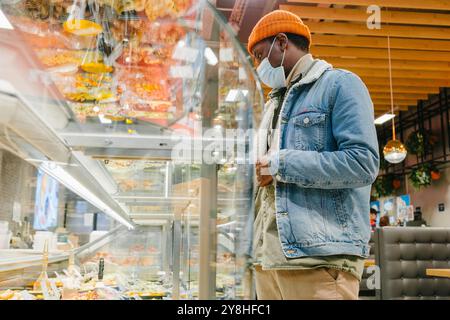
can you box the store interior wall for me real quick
[1,148,113,245]
[0,149,34,226]
[377,88,450,228]
[406,166,450,227]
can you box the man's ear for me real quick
[276,33,288,51]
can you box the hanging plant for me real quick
[409,163,441,189]
[409,163,432,189]
[405,129,438,156]
[392,177,402,190]
[372,175,394,199]
[372,174,404,199]
[430,165,441,181]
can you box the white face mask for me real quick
[256,37,286,89]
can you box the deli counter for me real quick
[0,0,264,300]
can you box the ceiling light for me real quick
[39,161,134,229]
[383,34,407,164]
[225,89,239,102]
[0,9,13,30]
[219,47,233,62]
[172,43,199,63]
[204,47,218,66]
[225,89,248,102]
[98,114,112,124]
[25,158,79,167]
[383,140,408,164]
[169,65,194,79]
[374,113,395,125]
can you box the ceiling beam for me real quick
[312,34,450,51]
[265,84,438,99]
[372,99,417,106]
[281,4,450,26]
[373,110,406,115]
[374,112,401,118]
[306,21,450,40]
[262,0,279,15]
[373,105,410,113]
[327,57,450,71]
[361,77,450,87]
[312,46,450,61]
[344,67,450,80]
[313,3,332,22]
[369,91,432,97]
[286,0,450,11]
[369,89,430,101]
[370,93,428,100]
[374,105,409,111]
[366,85,439,94]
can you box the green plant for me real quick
[371,174,404,199]
[409,163,432,189]
[405,130,438,156]
[372,175,393,199]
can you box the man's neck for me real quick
[284,53,307,77]
[285,53,314,85]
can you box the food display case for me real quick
[0,0,264,299]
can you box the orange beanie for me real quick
[247,9,311,54]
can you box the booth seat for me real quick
[376,227,450,300]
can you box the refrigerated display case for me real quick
[0,0,264,299]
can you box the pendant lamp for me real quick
[63,0,103,37]
[383,35,407,164]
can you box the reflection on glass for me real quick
[33,169,59,231]
[0,0,263,299]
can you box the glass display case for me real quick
[0,0,264,299]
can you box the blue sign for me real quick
[33,169,59,230]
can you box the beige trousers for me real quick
[255,266,360,300]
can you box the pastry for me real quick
[134,0,147,12]
[145,0,174,21]
[0,290,15,300]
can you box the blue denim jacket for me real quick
[268,59,380,259]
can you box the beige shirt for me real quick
[258,54,315,160]
[253,54,365,281]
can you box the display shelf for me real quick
[0,249,69,273]
[0,225,123,274]
[0,0,263,299]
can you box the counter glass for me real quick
[0,0,263,299]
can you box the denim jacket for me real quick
[268,59,380,259]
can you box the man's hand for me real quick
[256,156,273,187]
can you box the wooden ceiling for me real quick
[216,0,450,117]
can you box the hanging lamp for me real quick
[76,1,113,73]
[383,35,407,164]
[63,1,103,37]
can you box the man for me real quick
[249,10,379,300]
